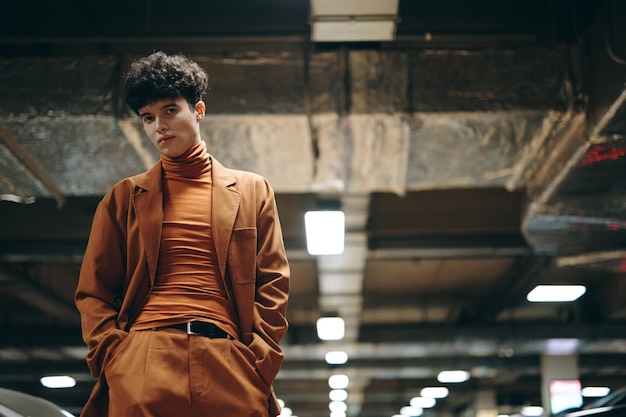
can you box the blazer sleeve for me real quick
[75,196,128,378]
[247,179,290,388]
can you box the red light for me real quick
[580,146,626,167]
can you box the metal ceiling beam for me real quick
[356,322,626,343]
[457,255,553,322]
[0,267,79,325]
[2,322,624,349]
[0,125,65,207]
[1,353,623,381]
[0,241,86,263]
[0,240,531,263]
[281,353,626,372]
[523,0,626,258]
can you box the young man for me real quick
[75,51,290,417]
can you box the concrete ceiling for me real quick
[0,0,625,416]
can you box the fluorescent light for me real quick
[546,338,579,354]
[420,387,449,398]
[61,411,76,417]
[329,401,347,413]
[521,406,544,416]
[311,0,399,16]
[317,316,345,340]
[279,407,293,417]
[325,351,349,365]
[400,405,423,416]
[410,397,436,408]
[582,387,610,397]
[305,211,345,255]
[40,375,76,389]
[328,374,350,389]
[527,285,586,302]
[0,193,36,204]
[310,0,399,42]
[437,370,470,383]
[329,389,348,401]
[312,20,396,42]
[330,412,346,417]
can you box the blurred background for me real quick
[0,1,625,416]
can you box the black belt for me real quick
[160,321,233,339]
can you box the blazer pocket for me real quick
[228,227,257,284]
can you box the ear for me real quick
[195,101,206,121]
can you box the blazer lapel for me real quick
[211,157,240,280]
[133,162,164,284]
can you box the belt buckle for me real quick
[186,322,198,335]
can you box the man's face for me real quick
[139,97,205,158]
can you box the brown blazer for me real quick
[75,156,289,417]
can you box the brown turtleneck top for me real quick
[131,141,239,338]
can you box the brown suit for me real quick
[75,156,289,417]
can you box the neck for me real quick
[161,141,211,178]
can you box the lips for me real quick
[158,135,174,145]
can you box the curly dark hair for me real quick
[123,51,209,115]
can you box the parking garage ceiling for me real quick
[0,1,625,416]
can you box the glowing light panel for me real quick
[305,211,345,255]
[527,285,586,302]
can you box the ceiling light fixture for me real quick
[304,210,345,255]
[546,338,580,354]
[527,285,586,302]
[420,387,449,398]
[328,374,350,389]
[437,370,470,383]
[329,389,348,402]
[317,316,345,340]
[0,193,36,204]
[329,401,347,413]
[410,396,436,408]
[309,0,399,42]
[400,405,423,416]
[40,375,76,389]
[325,350,349,365]
[581,387,610,397]
[521,406,544,416]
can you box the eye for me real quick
[142,115,154,123]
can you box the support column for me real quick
[540,354,581,415]
[474,389,498,417]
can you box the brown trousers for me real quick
[105,329,269,417]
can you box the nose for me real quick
[156,118,168,133]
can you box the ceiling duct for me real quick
[309,0,399,42]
